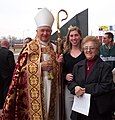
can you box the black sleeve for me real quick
[8,50,15,75]
[67,64,79,95]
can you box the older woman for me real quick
[68,36,114,120]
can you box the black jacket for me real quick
[68,57,115,116]
[0,47,15,108]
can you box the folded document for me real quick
[72,93,91,116]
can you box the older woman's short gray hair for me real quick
[81,36,101,51]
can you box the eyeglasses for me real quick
[83,46,96,51]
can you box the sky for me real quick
[0,0,115,39]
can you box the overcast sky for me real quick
[0,0,115,39]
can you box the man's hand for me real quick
[56,54,63,63]
[41,61,53,71]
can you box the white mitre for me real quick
[34,8,54,28]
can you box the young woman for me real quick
[63,25,85,120]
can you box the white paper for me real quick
[72,93,91,116]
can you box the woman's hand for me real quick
[66,73,73,81]
[75,86,85,97]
